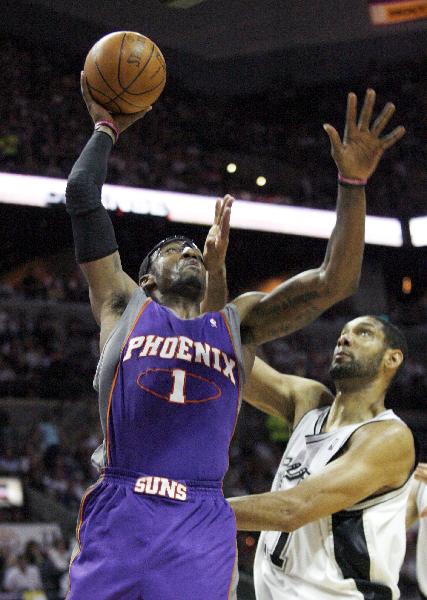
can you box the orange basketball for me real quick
[84,31,166,114]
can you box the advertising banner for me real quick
[369,0,427,24]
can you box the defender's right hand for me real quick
[81,72,151,134]
[323,89,405,181]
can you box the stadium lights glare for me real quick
[256,176,267,187]
[409,215,427,247]
[226,163,237,174]
[402,277,412,295]
[0,173,403,247]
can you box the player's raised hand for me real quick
[80,72,151,134]
[203,195,234,273]
[323,89,406,181]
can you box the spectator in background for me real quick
[0,444,30,475]
[46,537,70,599]
[38,410,60,452]
[3,553,45,596]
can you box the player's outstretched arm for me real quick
[200,195,233,313]
[236,90,405,346]
[244,357,333,427]
[66,73,151,338]
[228,419,415,531]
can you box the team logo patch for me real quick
[284,462,310,481]
[134,476,187,501]
[137,368,222,404]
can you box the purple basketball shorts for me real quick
[67,468,238,600]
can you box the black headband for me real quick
[138,236,200,281]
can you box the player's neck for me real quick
[325,379,387,431]
[159,293,201,319]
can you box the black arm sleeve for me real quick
[66,131,118,263]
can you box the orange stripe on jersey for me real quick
[105,366,120,466]
[66,475,104,598]
[105,298,152,465]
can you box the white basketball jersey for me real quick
[254,407,412,600]
[416,482,427,596]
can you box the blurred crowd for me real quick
[0,36,426,217]
[0,297,426,407]
[0,400,100,598]
[0,253,426,405]
[0,537,71,599]
[0,271,87,305]
[0,305,98,400]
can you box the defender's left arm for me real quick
[228,420,415,532]
[238,90,405,345]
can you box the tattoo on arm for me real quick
[269,291,321,313]
[241,290,322,345]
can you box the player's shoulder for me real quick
[350,416,415,459]
[291,377,334,428]
[349,417,416,489]
[232,292,265,321]
[287,375,333,402]
[357,415,412,439]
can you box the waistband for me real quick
[101,467,224,500]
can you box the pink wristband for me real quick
[95,120,119,144]
[338,173,367,187]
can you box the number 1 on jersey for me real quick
[169,369,186,403]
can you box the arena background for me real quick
[0,1,426,598]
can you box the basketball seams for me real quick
[121,41,155,93]
[117,32,127,90]
[118,79,166,97]
[86,80,121,114]
[148,65,163,81]
[93,60,122,103]
[101,38,161,107]
[117,35,157,96]
[85,31,166,114]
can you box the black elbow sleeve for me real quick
[65,132,118,264]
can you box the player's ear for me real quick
[383,348,403,372]
[140,273,157,295]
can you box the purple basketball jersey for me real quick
[105,297,242,480]
[68,290,244,599]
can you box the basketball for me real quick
[83,31,166,114]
